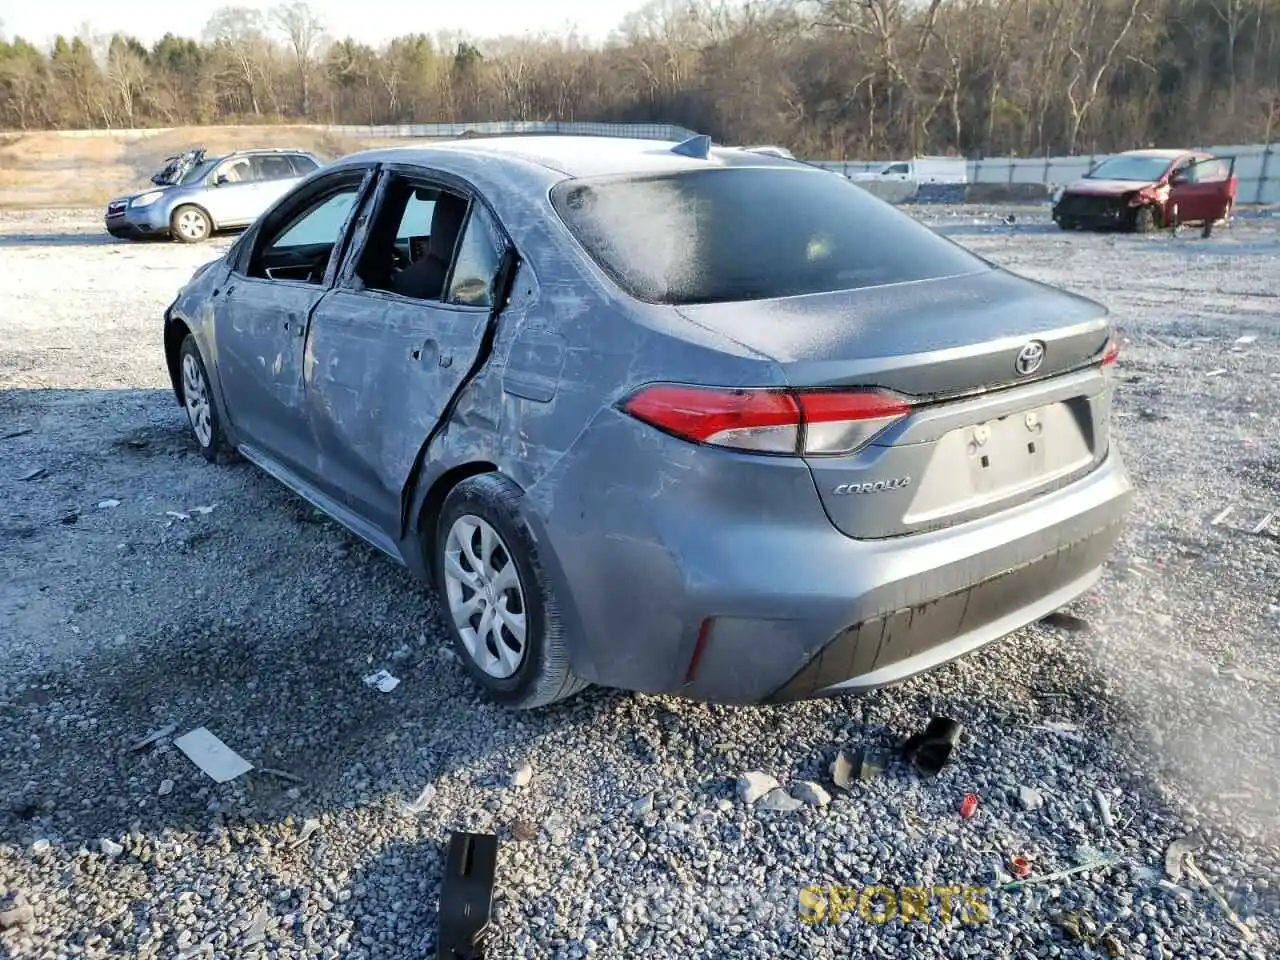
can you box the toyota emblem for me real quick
[1015,341,1045,376]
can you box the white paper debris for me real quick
[192,505,216,515]
[363,669,400,693]
[1204,368,1227,378]
[166,511,190,521]
[97,499,121,509]
[173,727,253,783]
[291,818,322,848]
[1234,335,1257,345]
[400,784,437,815]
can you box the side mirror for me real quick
[215,174,230,187]
[1169,171,1188,186]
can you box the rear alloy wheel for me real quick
[1131,204,1158,233]
[178,334,226,461]
[171,205,212,243]
[436,473,587,709]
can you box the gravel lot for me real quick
[2,205,1278,959]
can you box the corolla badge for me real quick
[832,477,911,495]
[1015,340,1046,376]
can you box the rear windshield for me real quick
[549,167,988,304]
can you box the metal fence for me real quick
[50,120,702,142]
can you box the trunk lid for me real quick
[675,268,1115,539]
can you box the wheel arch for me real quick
[164,316,193,406]
[414,460,500,588]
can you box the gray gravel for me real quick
[2,206,1279,958]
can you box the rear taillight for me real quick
[620,383,912,457]
[1101,338,1120,366]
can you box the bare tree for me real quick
[273,1,326,116]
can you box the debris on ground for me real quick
[901,716,962,777]
[1002,853,1118,890]
[362,669,400,693]
[128,723,177,752]
[1028,720,1085,742]
[157,779,175,797]
[510,819,538,842]
[17,466,46,481]
[960,793,979,818]
[290,818,322,849]
[97,499,121,509]
[830,750,855,789]
[439,832,498,960]
[1009,855,1032,878]
[1018,786,1045,811]
[98,838,123,858]
[173,727,253,783]
[1040,611,1092,633]
[757,788,804,813]
[1094,789,1115,828]
[737,771,779,804]
[792,781,831,807]
[1,428,33,441]
[1164,832,1205,882]
[400,784,437,815]
[1182,853,1257,943]
[258,766,304,783]
[509,762,533,788]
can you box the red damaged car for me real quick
[1051,148,1236,237]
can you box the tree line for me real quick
[1,0,1278,158]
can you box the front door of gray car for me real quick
[205,156,266,227]
[303,169,512,535]
[213,167,375,479]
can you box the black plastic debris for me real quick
[1040,611,1092,633]
[901,716,963,777]
[438,831,498,960]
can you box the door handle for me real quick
[413,338,439,364]
[283,313,304,338]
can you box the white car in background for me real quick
[854,157,969,184]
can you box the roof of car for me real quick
[335,135,796,179]
[1118,148,1197,159]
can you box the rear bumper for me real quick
[527,408,1133,705]
[765,516,1119,701]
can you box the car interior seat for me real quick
[390,191,469,301]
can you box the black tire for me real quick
[1131,205,1158,233]
[435,473,588,709]
[177,334,227,462]
[1056,218,1075,231]
[170,204,212,243]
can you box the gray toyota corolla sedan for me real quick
[162,134,1133,709]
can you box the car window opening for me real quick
[247,180,363,284]
[356,175,504,308]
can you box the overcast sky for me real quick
[2,0,649,48]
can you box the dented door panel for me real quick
[305,289,493,537]
[212,277,324,478]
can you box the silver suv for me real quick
[105,147,324,243]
